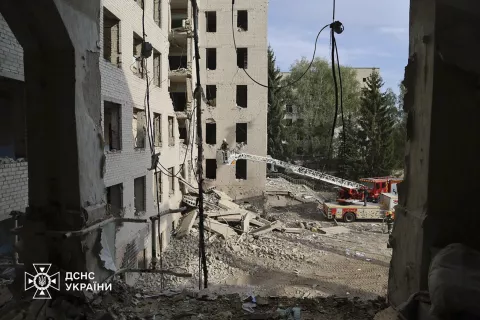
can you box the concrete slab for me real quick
[283,228,303,234]
[216,214,243,222]
[204,218,237,239]
[212,189,233,201]
[218,199,240,210]
[249,219,266,227]
[318,226,350,235]
[251,221,283,236]
[242,212,253,233]
[176,210,198,238]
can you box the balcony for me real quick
[169,18,192,41]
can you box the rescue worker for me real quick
[220,138,229,151]
[385,210,394,234]
[363,189,369,206]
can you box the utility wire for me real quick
[231,0,331,89]
[190,0,208,290]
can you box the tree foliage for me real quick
[391,83,407,169]
[356,71,397,177]
[267,46,287,160]
[282,58,361,160]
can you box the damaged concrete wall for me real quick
[199,0,268,200]
[388,0,480,306]
[0,13,23,81]
[0,160,28,219]
[100,0,184,280]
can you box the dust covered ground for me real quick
[137,178,392,301]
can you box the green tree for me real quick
[391,83,407,169]
[283,58,361,162]
[336,115,362,180]
[267,46,287,159]
[357,71,397,176]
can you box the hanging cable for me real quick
[231,0,333,89]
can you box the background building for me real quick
[198,0,269,200]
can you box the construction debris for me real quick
[319,226,351,235]
[176,209,198,238]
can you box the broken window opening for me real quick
[236,123,247,144]
[286,105,293,113]
[237,48,248,69]
[235,159,247,180]
[206,11,217,32]
[171,11,187,29]
[178,119,187,143]
[363,78,367,82]
[206,122,217,145]
[170,92,187,111]
[206,48,217,70]
[154,0,161,27]
[153,49,161,87]
[205,159,217,179]
[168,116,175,146]
[106,183,123,216]
[133,33,144,78]
[154,171,163,203]
[168,167,175,195]
[285,119,293,127]
[104,101,122,151]
[169,55,188,70]
[134,176,146,215]
[133,108,146,149]
[153,112,162,147]
[103,8,121,67]
[206,85,217,106]
[237,10,248,31]
[236,85,247,108]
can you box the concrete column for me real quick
[0,0,107,297]
[388,0,480,306]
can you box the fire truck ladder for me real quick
[223,152,365,190]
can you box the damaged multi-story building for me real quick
[0,0,197,285]
[199,0,269,200]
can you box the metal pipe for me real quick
[37,217,148,239]
[149,207,187,222]
[151,218,158,269]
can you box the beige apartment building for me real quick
[0,0,197,281]
[198,0,269,200]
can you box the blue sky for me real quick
[268,0,409,94]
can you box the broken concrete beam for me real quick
[212,189,233,201]
[256,217,271,225]
[283,228,303,234]
[217,199,240,210]
[249,219,266,227]
[216,214,243,222]
[176,210,198,238]
[242,212,253,233]
[319,226,350,235]
[251,221,283,236]
[204,218,237,239]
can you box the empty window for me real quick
[106,183,123,216]
[104,101,121,151]
[153,0,161,27]
[236,123,247,144]
[206,123,216,145]
[178,119,187,143]
[168,167,175,195]
[206,11,217,32]
[363,78,366,82]
[153,49,161,87]
[133,33,144,78]
[154,171,162,203]
[133,108,146,148]
[237,10,248,31]
[236,85,247,108]
[103,8,121,67]
[153,113,161,147]
[206,85,217,106]
[237,48,248,69]
[206,48,217,70]
[170,92,187,111]
[168,116,175,145]
[285,119,293,126]
[169,55,187,70]
[286,105,293,113]
[205,159,217,179]
[171,11,187,29]
[134,0,144,9]
[134,176,146,215]
[235,159,247,180]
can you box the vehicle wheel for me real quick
[343,212,356,223]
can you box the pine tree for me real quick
[337,115,362,180]
[357,71,396,177]
[267,46,286,159]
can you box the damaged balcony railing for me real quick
[11,207,192,280]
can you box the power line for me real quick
[231,0,332,89]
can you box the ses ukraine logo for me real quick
[25,263,60,299]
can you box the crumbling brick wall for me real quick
[0,160,28,219]
[0,13,24,81]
